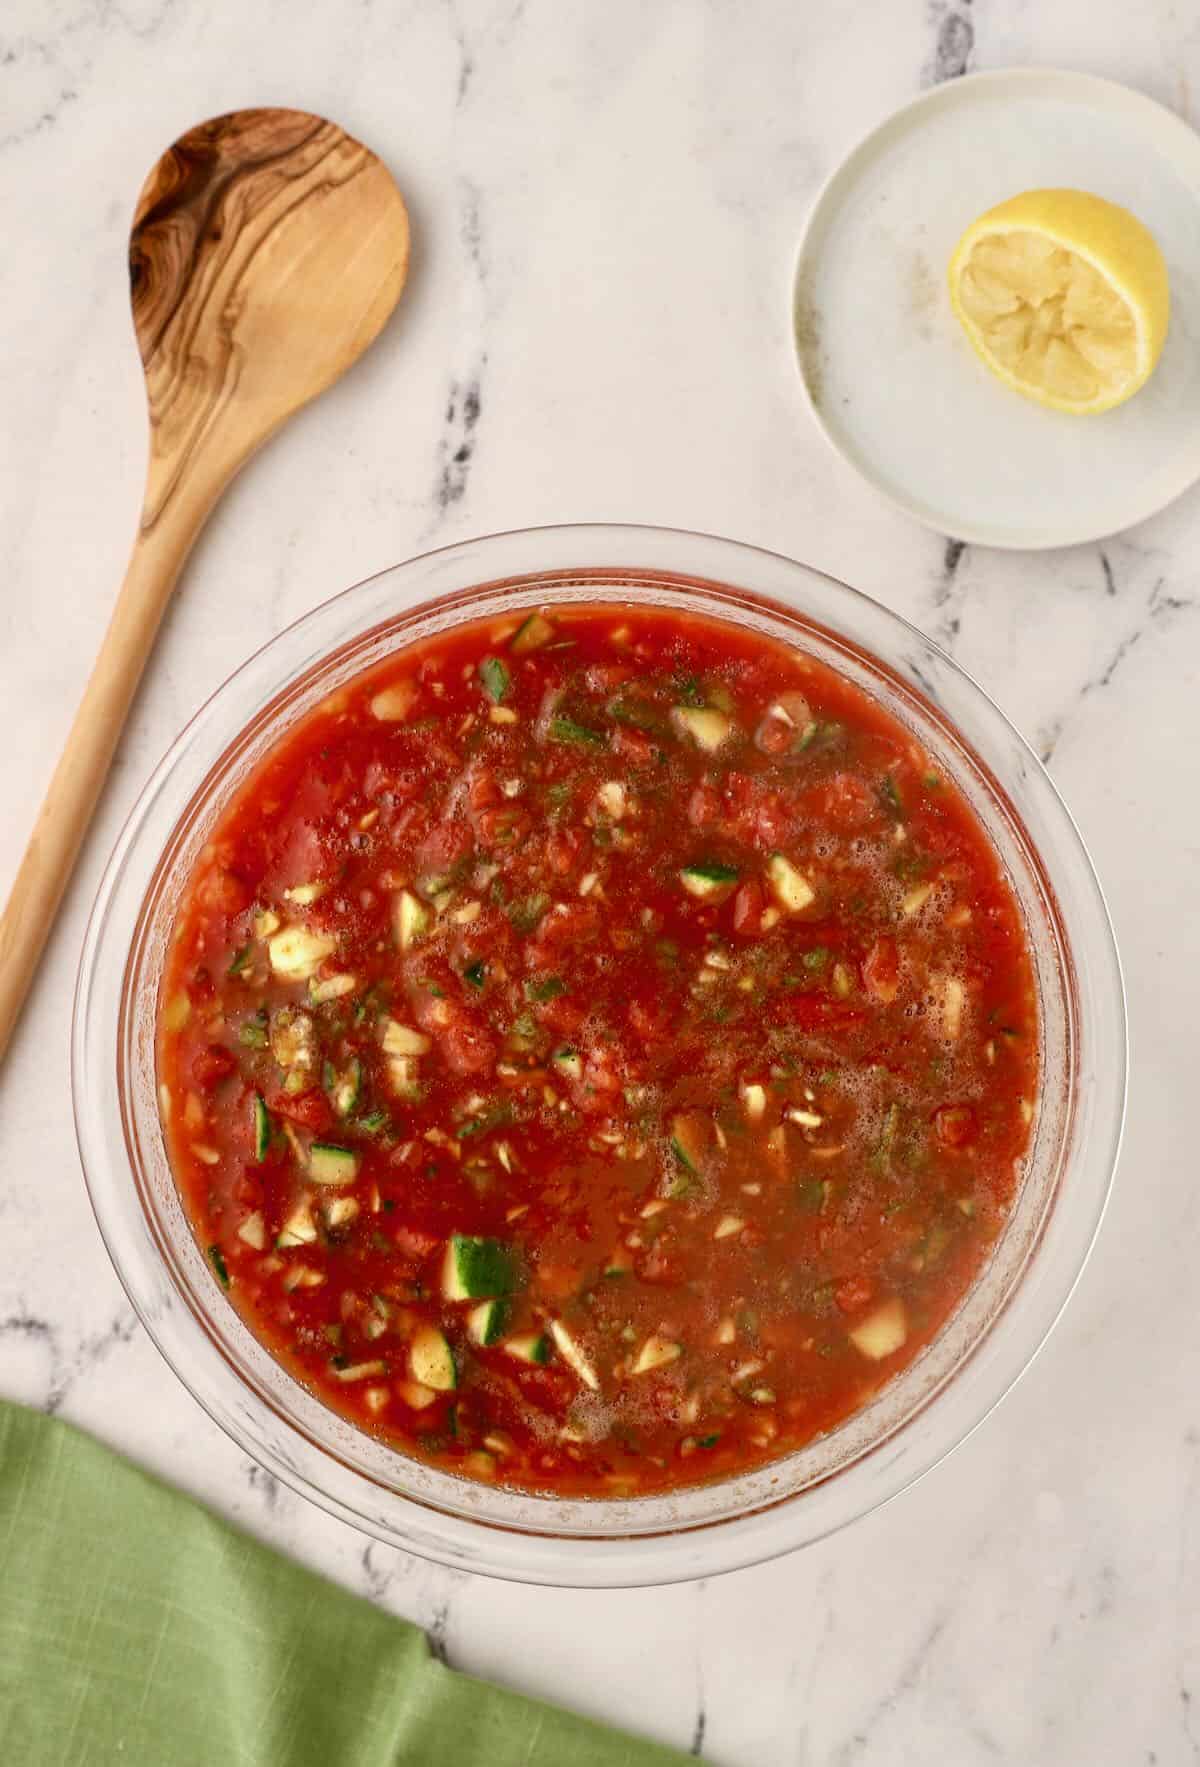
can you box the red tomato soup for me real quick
[158,604,1037,1497]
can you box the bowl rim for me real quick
[72,522,1127,1585]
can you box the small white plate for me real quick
[793,68,1200,549]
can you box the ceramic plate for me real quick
[793,68,1200,548]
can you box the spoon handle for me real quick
[0,500,201,1062]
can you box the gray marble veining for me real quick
[2,2,1198,1762]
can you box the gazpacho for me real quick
[157,603,1037,1495]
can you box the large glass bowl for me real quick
[72,525,1125,1587]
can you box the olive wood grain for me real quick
[0,108,409,1062]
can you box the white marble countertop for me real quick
[2,3,1197,1761]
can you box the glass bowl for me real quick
[72,524,1125,1587]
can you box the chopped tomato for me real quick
[934,1104,979,1149]
[862,936,899,1003]
[192,1044,236,1089]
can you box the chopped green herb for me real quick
[672,673,706,707]
[238,1019,268,1049]
[510,610,556,654]
[357,1110,390,1135]
[546,782,572,807]
[803,946,830,972]
[463,959,487,990]
[796,1178,829,1213]
[879,774,904,817]
[478,654,510,703]
[525,975,565,1002]
[548,716,605,748]
[457,1103,514,1140]
[509,893,549,933]
[207,1245,230,1289]
[923,771,942,790]
[697,1433,721,1450]
[871,1102,901,1173]
[607,696,659,731]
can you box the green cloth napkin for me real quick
[0,1401,690,1767]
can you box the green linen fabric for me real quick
[0,1401,690,1767]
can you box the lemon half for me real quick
[948,188,1169,415]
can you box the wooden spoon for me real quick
[0,108,409,1062]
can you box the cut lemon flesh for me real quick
[948,189,1169,414]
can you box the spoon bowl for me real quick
[130,108,410,524]
[0,108,410,1061]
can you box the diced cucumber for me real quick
[268,926,336,980]
[941,976,965,1039]
[671,706,733,751]
[766,854,815,913]
[283,882,327,906]
[369,680,416,721]
[277,1200,318,1248]
[329,1057,362,1119]
[387,1056,422,1100]
[632,1335,682,1374]
[252,1093,272,1161]
[323,1196,360,1230]
[357,1109,390,1135]
[510,610,555,654]
[307,1143,359,1185]
[443,1234,518,1300]
[504,1332,550,1365]
[740,1082,767,1121]
[848,1298,907,1360]
[679,862,739,899]
[552,1047,583,1082]
[478,655,510,702]
[236,1211,266,1250]
[253,907,281,939]
[900,882,933,918]
[409,1325,456,1391]
[595,780,627,819]
[394,889,431,951]
[670,1112,707,1174]
[270,1007,316,1071]
[381,1019,431,1057]
[331,1358,387,1383]
[549,716,604,748]
[309,972,357,1004]
[549,1320,599,1390]
[396,1379,437,1410]
[467,1298,510,1346]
